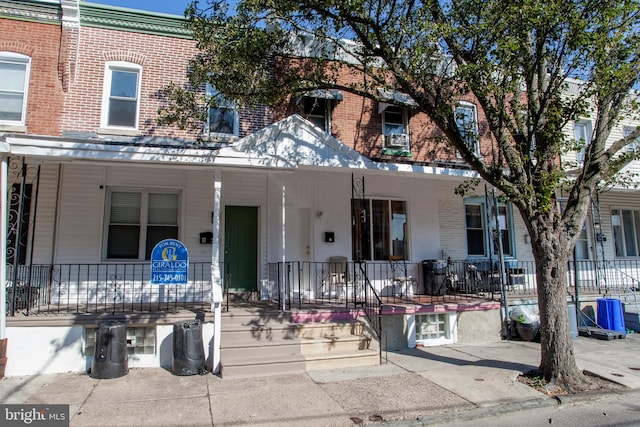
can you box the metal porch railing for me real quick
[5,262,223,316]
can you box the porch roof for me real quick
[1,115,478,179]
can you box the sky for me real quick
[86,0,195,16]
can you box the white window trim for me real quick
[100,61,142,132]
[204,83,239,139]
[103,187,181,261]
[455,101,480,157]
[623,125,640,153]
[611,208,640,258]
[573,119,592,165]
[301,96,331,133]
[381,105,409,136]
[407,313,457,347]
[464,197,516,259]
[0,51,31,127]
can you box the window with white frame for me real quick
[0,52,30,125]
[575,221,590,260]
[624,125,640,153]
[381,105,409,150]
[573,119,592,165]
[105,190,179,260]
[352,199,407,261]
[301,96,330,132]
[102,62,141,129]
[611,208,640,257]
[206,83,238,137]
[455,102,479,156]
[464,199,514,258]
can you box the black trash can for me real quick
[90,321,128,379]
[172,319,206,376]
[422,260,447,296]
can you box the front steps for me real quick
[219,305,380,379]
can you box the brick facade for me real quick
[0,18,64,136]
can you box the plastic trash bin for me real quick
[172,319,206,376]
[90,321,128,379]
[422,260,447,296]
[516,321,540,341]
[597,298,626,333]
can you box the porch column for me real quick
[281,171,287,311]
[0,153,7,338]
[211,169,223,374]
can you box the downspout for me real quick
[211,169,223,374]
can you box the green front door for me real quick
[224,206,258,292]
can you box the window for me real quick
[575,222,590,260]
[455,102,479,156]
[409,312,457,347]
[611,209,640,257]
[464,199,514,258]
[624,125,639,153]
[105,190,179,260]
[0,52,30,125]
[102,62,141,129]
[301,97,330,132]
[573,120,592,165]
[352,199,407,261]
[206,84,238,137]
[86,326,155,357]
[382,105,408,136]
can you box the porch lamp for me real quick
[594,222,606,242]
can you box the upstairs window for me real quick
[0,52,30,125]
[298,89,342,133]
[624,125,639,154]
[573,119,592,165]
[455,102,479,156]
[301,97,330,132]
[106,190,179,260]
[102,62,141,129]
[206,84,238,137]
[380,105,410,151]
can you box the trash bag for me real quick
[509,305,539,324]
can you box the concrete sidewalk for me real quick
[1,335,640,426]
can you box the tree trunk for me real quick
[531,228,587,392]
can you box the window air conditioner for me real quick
[385,133,409,149]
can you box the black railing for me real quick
[5,262,225,316]
[8,259,640,316]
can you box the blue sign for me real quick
[150,239,189,285]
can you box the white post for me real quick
[0,154,7,338]
[281,172,287,311]
[211,169,223,374]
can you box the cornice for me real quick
[79,2,192,39]
[0,0,61,25]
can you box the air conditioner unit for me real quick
[385,133,409,149]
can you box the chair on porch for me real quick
[388,255,418,297]
[325,256,349,299]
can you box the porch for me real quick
[4,259,639,318]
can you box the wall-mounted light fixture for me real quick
[524,234,530,244]
[316,210,323,219]
[324,232,334,243]
[594,222,606,242]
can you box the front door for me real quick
[224,206,258,292]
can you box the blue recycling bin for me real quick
[597,298,626,333]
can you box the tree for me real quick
[161,0,640,392]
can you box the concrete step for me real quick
[219,306,380,379]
